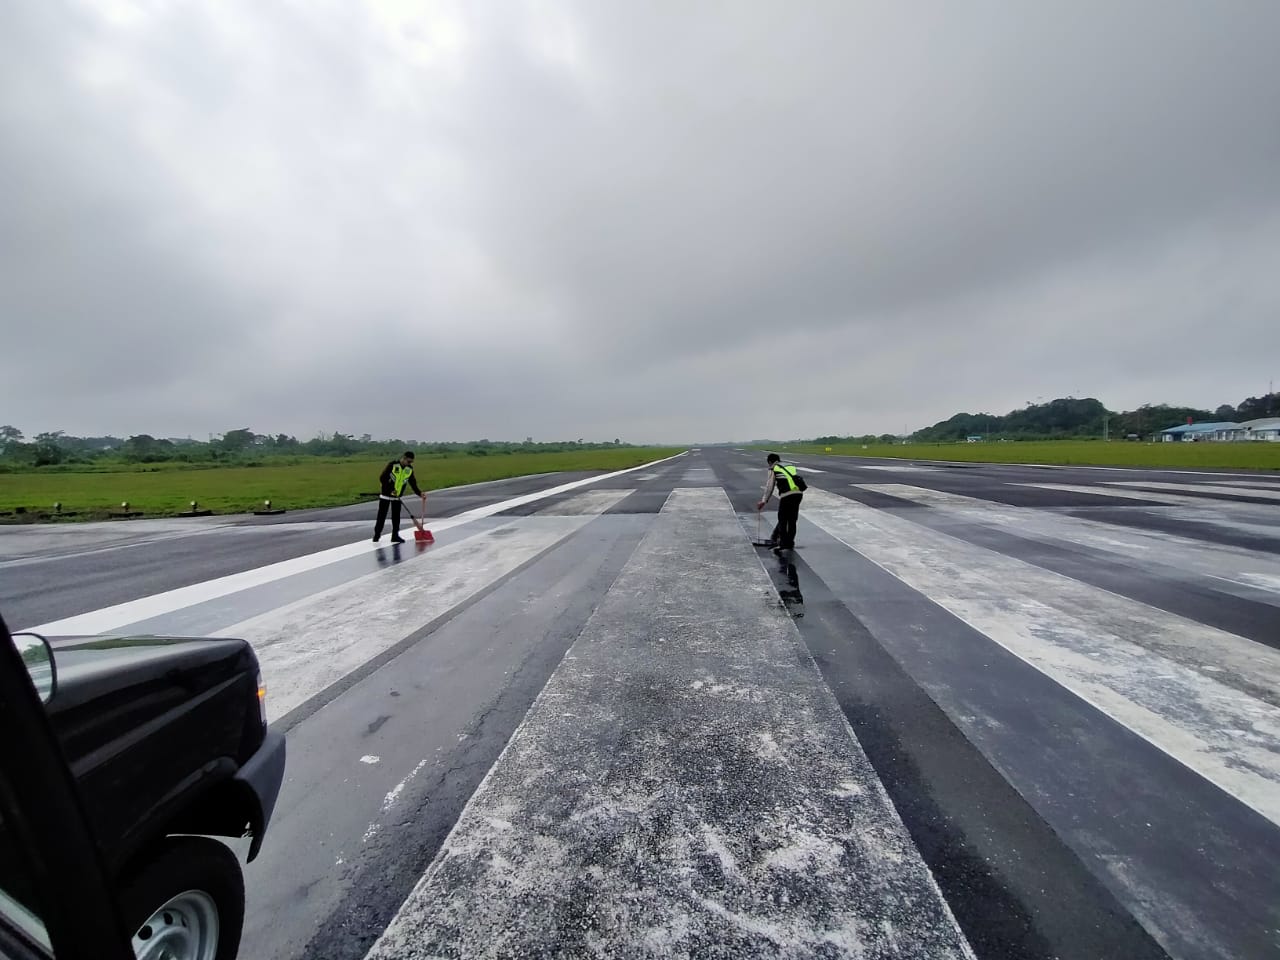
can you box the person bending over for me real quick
[374,450,426,543]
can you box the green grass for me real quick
[775,440,1280,470]
[0,448,682,521]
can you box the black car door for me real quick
[0,614,133,960]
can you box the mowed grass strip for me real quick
[777,440,1280,470]
[0,449,682,520]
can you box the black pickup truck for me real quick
[0,616,286,960]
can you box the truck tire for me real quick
[119,837,245,960]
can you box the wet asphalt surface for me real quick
[0,470,603,630]
[3,449,1278,959]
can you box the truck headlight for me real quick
[256,670,268,729]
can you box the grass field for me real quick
[776,440,1280,470]
[0,448,682,521]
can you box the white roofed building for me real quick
[1239,417,1280,441]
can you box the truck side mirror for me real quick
[11,633,55,704]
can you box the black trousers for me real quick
[771,493,802,548]
[373,497,402,539]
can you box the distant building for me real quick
[1157,422,1241,442]
[1239,417,1280,441]
[965,435,983,443]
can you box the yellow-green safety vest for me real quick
[391,464,414,496]
[773,463,800,493]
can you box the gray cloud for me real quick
[2,0,1278,443]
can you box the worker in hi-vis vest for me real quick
[373,451,426,543]
[756,453,804,550]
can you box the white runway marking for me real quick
[802,489,1280,826]
[22,455,682,635]
[1105,481,1280,501]
[1016,482,1219,507]
[535,489,633,516]
[849,464,937,472]
[857,483,1280,604]
[223,499,631,721]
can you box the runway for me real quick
[3,448,1276,959]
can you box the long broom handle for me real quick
[399,497,425,531]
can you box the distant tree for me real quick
[31,431,67,467]
[75,436,122,453]
[1214,405,1237,420]
[324,431,358,456]
[219,428,256,454]
[1113,404,1213,437]
[915,411,1002,442]
[1236,393,1279,421]
[912,397,1120,441]
[1004,398,1106,436]
[122,434,175,463]
[0,425,23,456]
[124,434,155,458]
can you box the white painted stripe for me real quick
[230,491,633,721]
[22,453,684,635]
[1020,483,1280,541]
[1209,572,1280,593]
[26,539,399,635]
[534,488,634,516]
[1065,465,1280,478]
[1213,480,1280,490]
[1016,482,1218,507]
[856,457,1280,479]
[1106,481,1280,501]
[850,464,937,472]
[366,488,972,958]
[802,489,1280,825]
[856,483,1280,603]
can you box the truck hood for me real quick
[46,635,253,715]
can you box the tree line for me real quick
[811,393,1279,445]
[0,427,632,470]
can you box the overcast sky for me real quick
[2,1,1278,443]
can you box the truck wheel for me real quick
[119,837,245,960]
